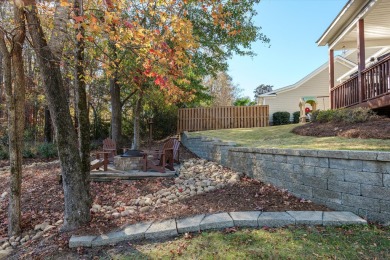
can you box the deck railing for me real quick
[362,55,390,101]
[331,55,390,109]
[331,75,359,109]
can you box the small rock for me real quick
[162,191,171,197]
[140,206,150,213]
[120,211,129,217]
[1,242,10,250]
[43,225,55,233]
[1,192,8,199]
[55,219,63,226]
[32,231,43,240]
[24,235,30,241]
[112,212,120,218]
[144,198,153,206]
[15,236,20,242]
[92,204,102,210]
[10,242,18,247]
[34,221,49,231]
[166,194,176,200]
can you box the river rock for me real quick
[140,206,151,213]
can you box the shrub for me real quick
[90,140,101,151]
[312,108,377,124]
[273,112,290,125]
[37,143,58,158]
[0,148,8,160]
[23,147,36,158]
[311,110,321,122]
[314,109,335,123]
[292,111,300,124]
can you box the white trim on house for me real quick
[317,0,376,47]
[259,55,356,98]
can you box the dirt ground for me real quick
[0,142,330,259]
[292,117,390,139]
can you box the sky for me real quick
[228,0,348,99]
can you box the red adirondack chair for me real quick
[103,138,117,162]
[142,138,180,173]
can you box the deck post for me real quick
[357,19,366,104]
[329,49,335,109]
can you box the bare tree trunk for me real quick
[0,3,26,237]
[110,76,122,144]
[0,53,3,119]
[25,5,91,231]
[131,93,143,150]
[44,106,52,143]
[74,0,91,194]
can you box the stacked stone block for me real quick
[181,132,390,223]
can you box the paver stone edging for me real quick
[69,211,366,248]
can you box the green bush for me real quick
[273,112,290,125]
[37,143,58,158]
[315,109,335,123]
[23,146,36,158]
[312,108,377,124]
[0,148,8,160]
[292,111,300,124]
[90,140,101,151]
[311,110,321,122]
[152,107,178,140]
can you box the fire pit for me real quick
[114,150,144,171]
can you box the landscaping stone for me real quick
[200,213,234,230]
[43,225,55,232]
[122,221,153,239]
[32,231,43,240]
[258,212,295,227]
[176,214,205,233]
[323,211,367,226]
[1,242,10,250]
[69,235,97,248]
[34,221,50,231]
[0,249,12,259]
[145,219,178,239]
[0,192,7,200]
[92,222,152,247]
[287,211,323,225]
[229,211,261,227]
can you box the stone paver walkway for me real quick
[69,211,367,248]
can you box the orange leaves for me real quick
[104,0,114,9]
[73,15,84,24]
[76,32,83,41]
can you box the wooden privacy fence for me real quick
[177,105,269,133]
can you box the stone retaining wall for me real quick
[181,132,390,224]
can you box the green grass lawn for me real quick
[189,124,390,151]
[113,225,390,259]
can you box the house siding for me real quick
[265,62,351,122]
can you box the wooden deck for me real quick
[332,55,390,110]
[90,164,178,182]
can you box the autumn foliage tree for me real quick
[1,0,269,234]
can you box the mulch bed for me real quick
[292,117,390,139]
[0,143,330,258]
